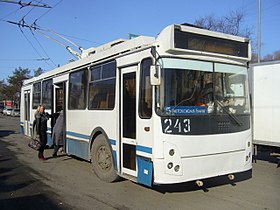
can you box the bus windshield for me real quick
[157,58,250,116]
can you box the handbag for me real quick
[28,136,41,151]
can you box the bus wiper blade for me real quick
[215,100,243,126]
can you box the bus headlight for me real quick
[169,149,175,156]
[167,162,173,169]
[164,142,183,175]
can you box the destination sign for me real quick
[174,29,249,58]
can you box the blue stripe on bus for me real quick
[137,156,153,187]
[66,131,90,140]
[67,138,89,160]
[110,139,116,145]
[136,145,152,154]
[20,124,24,134]
[113,150,118,170]
[47,133,52,146]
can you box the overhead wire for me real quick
[0,0,51,8]
[0,0,58,69]
[34,0,63,22]
[240,0,280,19]
[30,30,57,66]
[0,58,50,61]
[0,6,22,21]
[21,0,43,19]
[17,0,59,66]
[262,1,280,12]
[2,0,101,68]
[18,25,54,68]
[4,19,82,59]
[24,0,81,60]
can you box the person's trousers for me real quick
[38,132,47,158]
[53,145,59,156]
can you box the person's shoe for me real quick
[39,157,47,161]
[52,154,58,158]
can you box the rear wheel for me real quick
[91,135,118,182]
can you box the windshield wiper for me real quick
[215,100,243,126]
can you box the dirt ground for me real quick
[0,115,280,210]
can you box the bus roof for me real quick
[23,24,251,86]
[23,35,155,85]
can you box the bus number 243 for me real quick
[163,118,191,134]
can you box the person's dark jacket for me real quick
[36,112,49,134]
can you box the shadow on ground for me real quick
[152,169,252,193]
[0,130,15,138]
[0,139,72,210]
[253,146,280,167]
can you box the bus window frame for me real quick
[139,57,153,119]
[68,68,88,110]
[32,82,41,109]
[42,79,53,109]
[88,60,116,110]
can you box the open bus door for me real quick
[23,90,31,136]
[120,66,137,178]
[53,81,66,153]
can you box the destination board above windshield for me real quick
[174,29,249,58]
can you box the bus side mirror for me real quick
[150,65,161,86]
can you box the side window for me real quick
[88,61,116,110]
[139,58,152,118]
[42,79,53,109]
[32,82,41,109]
[69,69,88,110]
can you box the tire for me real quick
[91,135,119,182]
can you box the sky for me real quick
[0,0,279,81]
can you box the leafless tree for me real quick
[194,10,280,62]
[194,10,253,38]
[261,50,280,62]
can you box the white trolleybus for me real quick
[20,24,252,187]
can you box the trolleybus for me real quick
[20,24,252,187]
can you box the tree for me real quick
[194,10,280,63]
[5,67,31,107]
[33,67,44,77]
[0,79,7,101]
[194,10,253,38]
[261,50,280,62]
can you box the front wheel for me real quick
[91,135,119,182]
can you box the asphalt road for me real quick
[0,115,280,210]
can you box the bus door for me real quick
[120,65,137,177]
[23,90,31,136]
[53,81,66,152]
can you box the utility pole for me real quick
[257,0,261,63]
